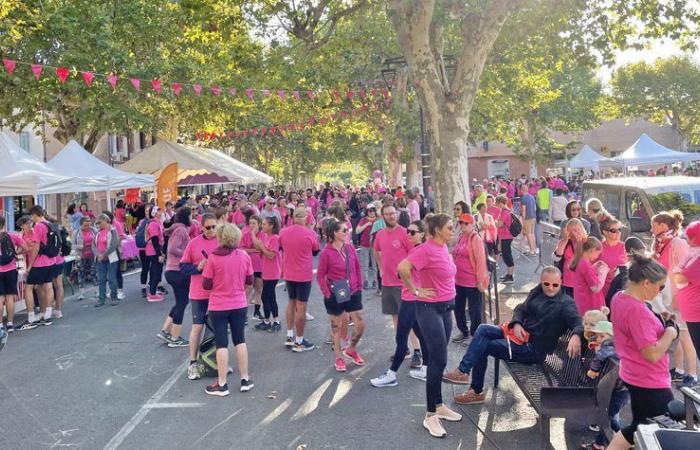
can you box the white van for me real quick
[581,176,700,240]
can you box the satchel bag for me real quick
[331,245,352,303]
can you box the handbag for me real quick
[330,245,352,303]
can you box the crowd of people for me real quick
[1,173,699,447]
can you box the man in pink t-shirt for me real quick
[26,206,57,325]
[0,216,26,332]
[373,205,413,327]
[279,207,321,352]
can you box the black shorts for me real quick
[254,271,262,279]
[0,270,18,296]
[486,241,499,256]
[52,262,64,279]
[622,383,674,443]
[286,281,312,302]
[209,307,247,348]
[26,266,53,285]
[191,299,209,325]
[324,291,363,316]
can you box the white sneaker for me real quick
[370,370,398,388]
[52,310,63,319]
[305,312,314,321]
[117,290,126,300]
[187,362,203,380]
[409,365,427,381]
[423,414,447,438]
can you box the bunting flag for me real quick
[228,87,237,97]
[211,85,221,96]
[31,64,43,80]
[107,74,118,91]
[56,67,70,83]
[193,84,202,95]
[151,79,162,93]
[3,59,16,75]
[172,82,182,96]
[130,77,141,91]
[82,71,94,87]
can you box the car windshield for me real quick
[647,187,700,224]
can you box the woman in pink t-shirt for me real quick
[202,223,254,397]
[494,195,515,283]
[397,214,461,438]
[252,216,282,331]
[673,220,700,368]
[609,253,677,448]
[570,236,607,315]
[144,206,166,302]
[240,215,264,321]
[598,216,627,299]
[553,218,587,298]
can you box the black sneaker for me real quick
[292,339,315,352]
[271,322,281,333]
[205,382,229,397]
[37,317,53,326]
[410,350,423,369]
[240,379,254,392]
[254,322,272,332]
[157,330,173,344]
[451,333,469,344]
[95,301,106,308]
[253,310,264,321]
[167,337,189,348]
[157,286,168,295]
[17,321,38,331]
[6,324,14,333]
[670,368,685,381]
[285,337,294,348]
[141,287,147,298]
[499,274,514,284]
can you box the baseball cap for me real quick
[458,213,474,224]
[592,320,613,336]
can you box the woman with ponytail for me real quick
[553,218,587,298]
[598,215,627,299]
[652,210,697,387]
[571,236,608,315]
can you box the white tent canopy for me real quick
[0,132,92,196]
[607,133,700,167]
[48,140,155,190]
[568,145,620,170]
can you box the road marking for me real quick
[103,359,188,450]
[145,402,205,409]
[191,408,243,446]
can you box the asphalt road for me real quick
[1,260,591,450]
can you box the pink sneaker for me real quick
[147,293,164,302]
[343,348,365,366]
[335,357,347,372]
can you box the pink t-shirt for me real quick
[598,241,627,297]
[240,229,263,273]
[357,217,373,248]
[400,243,421,301]
[611,291,670,389]
[373,226,413,287]
[0,233,24,272]
[407,199,420,222]
[229,210,246,227]
[406,239,456,302]
[279,224,320,282]
[32,221,54,268]
[81,230,94,258]
[260,233,281,280]
[145,220,164,257]
[316,244,362,298]
[96,229,109,254]
[562,241,576,287]
[497,209,513,241]
[305,196,320,217]
[202,248,253,311]
[678,251,700,322]
[113,219,127,238]
[453,233,477,287]
[573,258,605,315]
[189,220,201,239]
[22,230,37,267]
[180,234,219,300]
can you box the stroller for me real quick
[196,314,232,377]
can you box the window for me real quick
[19,132,30,152]
[603,189,620,219]
[626,190,650,231]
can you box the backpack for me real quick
[135,220,150,249]
[0,232,17,265]
[508,211,522,237]
[398,210,411,228]
[59,227,72,256]
[39,222,62,258]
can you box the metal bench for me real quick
[494,331,620,449]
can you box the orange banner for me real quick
[156,163,178,209]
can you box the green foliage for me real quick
[648,192,700,224]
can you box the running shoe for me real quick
[205,382,229,397]
[157,286,168,295]
[292,339,315,352]
[435,404,462,422]
[371,281,377,289]
[442,368,470,384]
[95,301,106,307]
[157,330,172,344]
[240,379,254,392]
[454,388,486,405]
[141,287,147,298]
[52,310,63,319]
[77,293,85,301]
[499,274,514,284]
[117,290,126,300]
[451,333,469,344]
[253,310,264,321]
[410,350,423,369]
[6,324,14,333]
[305,312,314,321]
[335,357,347,372]
[343,348,365,366]
[147,293,164,302]
[363,280,369,290]
[187,362,203,380]
[37,317,53,326]
[681,375,698,388]
[370,370,397,387]
[17,321,38,331]
[423,414,446,438]
[670,368,685,381]
[409,365,427,381]
[270,322,281,332]
[167,337,189,348]
[110,299,119,306]
[285,337,294,348]
[254,322,272,332]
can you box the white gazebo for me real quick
[568,145,620,171]
[606,134,700,171]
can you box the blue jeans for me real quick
[96,260,118,303]
[458,324,540,393]
[595,389,630,445]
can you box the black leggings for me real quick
[688,322,700,360]
[210,307,247,348]
[165,270,190,325]
[500,239,514,267]
[261,279,279,319]
[390,300,429,372]
[414,300,453,413]
[454,285,483,337]
[116,261,123,289]
[139,250,150,285]
[148,255,163,295]
[622,383,674,443]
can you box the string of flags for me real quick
[195,98,392,143]
[1,58,392,104]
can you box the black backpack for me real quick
[508,211,522,237]
[59,227,72,257]
[398,210,411,228]
[39,222,62,258]
[0,232,17,265]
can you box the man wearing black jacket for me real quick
[443,266,583,405]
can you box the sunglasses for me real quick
[204,225,216,230]
[605,228,621,234]
[542,282,560,288]
[459,221,470,225]
[658,284,666,292]
[407,229,420,236]
[339,228,348,233]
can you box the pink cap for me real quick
[685,220,700,243]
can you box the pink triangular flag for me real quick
[193,84,202,96]
[292,91,300,101]
[211,85,221,96]
[246,88,254,100]
[306,90,315,100]
[330,114,337,122]
[195,131,201,140]
[252,128,258,137]
[226,131,232,140]
[277,90,286,101]
[340,111,349,119]
[320,117,328,125]
[56,67,70,83]
[298,121,305,130]
[308,116,317,126]
[260,127,267,137]
[333,91,341,103]
[242,130,249,137]
[172,82,181,96]
[31,64,43,80]
[129,78,141,91]
[371,88,377,98]
[262,89,270,97]
[81,71,94,87]
[151,79,162,93]
[107,74,118,91]
[383,88,390,98]
[235,131,241,139]
[358,89,366,100]
[2,59,16,75]
[269,127,276,136]
[346,90,354,101]
[228,87,237,96]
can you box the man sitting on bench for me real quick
[443,266,583,404]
